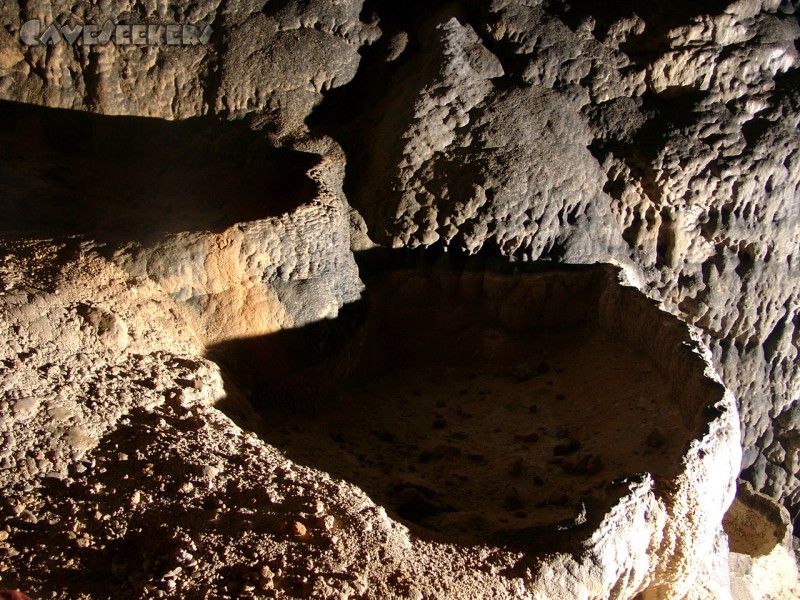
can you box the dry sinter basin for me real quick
[235,259,741,598]
[0,101,741,598]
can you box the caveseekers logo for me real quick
[20,19,213,46]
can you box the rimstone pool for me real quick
[231,262,738,569]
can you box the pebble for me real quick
[12,397,39,421]
[312,500,325,515]
[317,515,335,531]
[289,521,308,539]
[67,426,96,450]
[562,454,604,475]
[19,510,37,524]
[0,590,33,600]
[553,439,581,456]
[0,435,12,457]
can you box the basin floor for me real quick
[260,324,687,542]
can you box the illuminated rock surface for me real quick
[0,0,799,597]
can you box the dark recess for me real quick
[0,100,319,243]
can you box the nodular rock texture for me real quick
[0,0,799,597]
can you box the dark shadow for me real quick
[207,255,688,555]
[306,0,464,227]
[587,88,711,206]
[207,249,601,414]
[4,383,616,599]
[554,0,730,30]
[0,100,319,244]
[353,245,604,277]
[307,0,453,134]
[206,296,370,415]
[774,60,800,94]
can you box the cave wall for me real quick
[1,0,799,514]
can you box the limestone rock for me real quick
[0,0,799,596]
[724,481,800,599]
[216,1,379,138]
[337,0,800,511]
[596,65,800,506]
[356,15,623,262]
[0,243,742,598]
[480,1,647,103]
[75,304,129,350]
[0,0,379,138]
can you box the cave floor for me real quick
[257,324,687,544]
